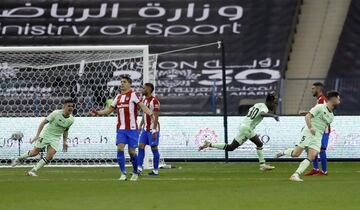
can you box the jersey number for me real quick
[301,136,306,142]
[247,107,259,119]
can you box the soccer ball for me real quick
[11,131,24,140]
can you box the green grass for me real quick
[0,162,359,210]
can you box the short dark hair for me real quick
[326,90,340,99]
[63,98,75,104]
[145,83,154,93]
[266,92,276,102]
[121,75,132,84]
[313,82,324,88]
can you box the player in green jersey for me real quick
[199,93,279,171]
[274,91,340,182]
[11,99,75,176]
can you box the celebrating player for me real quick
[299,82,330,176]
[11,99,75,176]
[275,91,340,182]
[90,75,153,181]
[199,93,279,171]
[137,83,161,176]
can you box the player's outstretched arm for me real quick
[138,102,153,116]
[31,119,48,143]
[298,110,309,116]
[89,107,114,116]
[260,112,279,121]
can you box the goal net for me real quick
[0,45,162,168]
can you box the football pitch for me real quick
[0,162,359,210]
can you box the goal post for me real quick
[0,45,162,168]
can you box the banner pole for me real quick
[220,41,229,163]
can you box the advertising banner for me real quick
[1,116,359,160]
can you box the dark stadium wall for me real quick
[327,0,360,115]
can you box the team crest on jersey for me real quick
[126,96,130,100]
[195,128,218,149]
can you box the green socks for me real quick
[210,143,226,150]
[295,159,311,175]
[283,148,293,157]
[256,148,265,165]
[31,157,49,172]
[18,151,30,161]
[211,144,266,165]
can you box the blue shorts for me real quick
[139,129,160,147]
[321,133,330,150]
[116,130,139,148]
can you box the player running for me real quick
[90,75,153,181]
[199,93,279,171]
[299,82,330,176]
[11,99,75,176]
[137,83,161,176]
[275,91,340,182]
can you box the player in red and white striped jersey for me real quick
[111,89,141,130]
[299,82,331,176]
[137,83,161,176]
[90,75,153,181]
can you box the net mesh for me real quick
[0,48,157,117]
[0,46,160,167]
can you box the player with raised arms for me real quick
[199,93,279,171]
[275,91,340,182]
[90,75,153,181]
[137,83,161,176]
[11,99,75,176]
